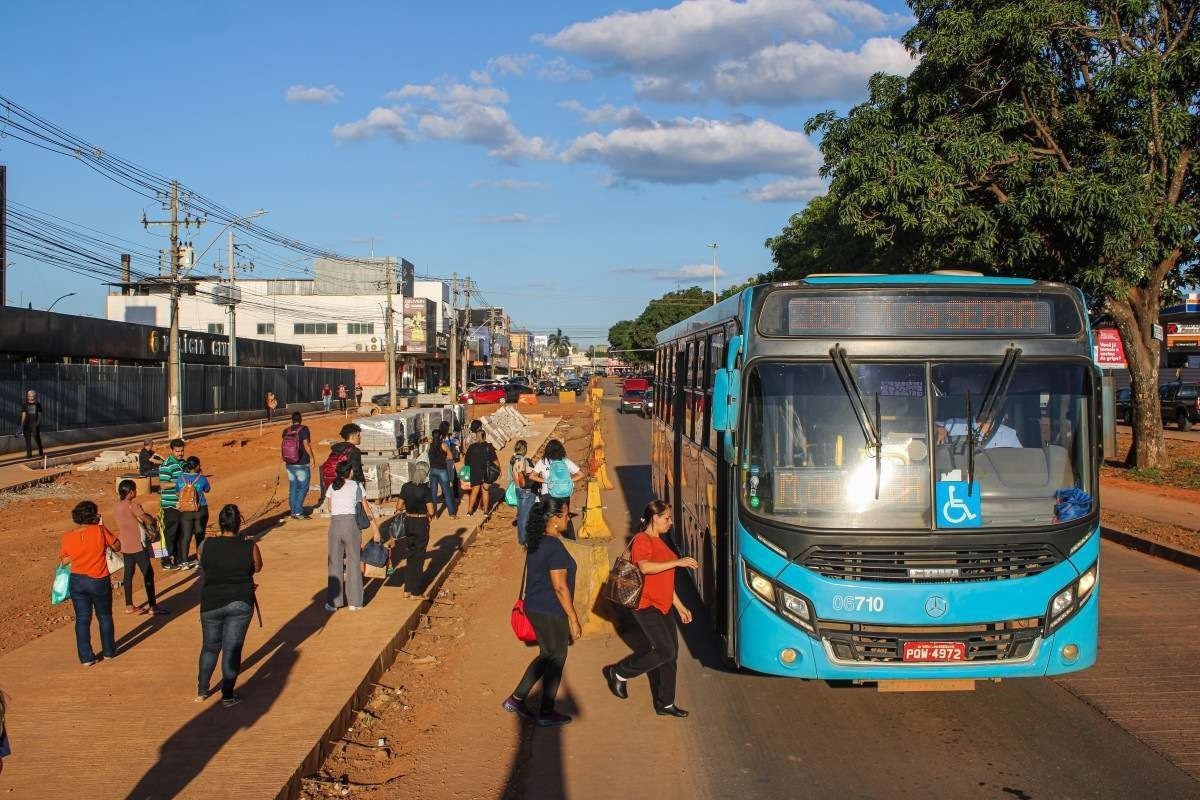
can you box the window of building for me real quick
[347,323,375,335]
[207,323,224,334]
[256,323,275,335]
[292,323,338,335]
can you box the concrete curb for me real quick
[1101,526,1200,571]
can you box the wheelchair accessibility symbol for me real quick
[936,481,982,528]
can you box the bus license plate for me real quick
[901,641,967,662]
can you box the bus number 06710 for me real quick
[832,595,884,613]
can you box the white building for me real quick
[106,259,452,393]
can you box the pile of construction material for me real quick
[479,406,533,450]
[76,450,139,472]
[355,406,466,500]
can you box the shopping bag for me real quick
[105,548,124,575]
[51,564,70,605]
[504,481,518,507]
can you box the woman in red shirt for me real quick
[59,501,121,666]
[603,500,698,717]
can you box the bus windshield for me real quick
[740,361,1094,530]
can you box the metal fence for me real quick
[1,362,355,433]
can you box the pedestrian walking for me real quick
[318,423,365,513]
[176,457,211,569]
[321,383,333,413]
[464,428,499,516]
[196,504,262,707]
[265,391,278,422]
[137,439,163,479]
[324,460,379,612]
[0,689,9,775]
[336,383,348,413]
[394,461,434,599]
[112,479,167,616]
[603,500,697,718]
[158,438,187,570]
[510,440,536,545]
[532,439,584,539]
[502,496,581,728]
[59,501,120,666]
[427,425,459,519]
[354,383,364,408]
[281,411,316,520]
[19,389,43,460]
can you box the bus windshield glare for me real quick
[740,360,1094,530]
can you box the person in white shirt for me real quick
[530,439,583,497]
[936,417,1022,449]
[324,460,380,612]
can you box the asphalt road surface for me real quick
[603,391,1200,800]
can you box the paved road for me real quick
[602,393,1200,799]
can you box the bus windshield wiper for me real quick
[977,346,1022,443]
[965,390,976,496]
[830,345,883,499]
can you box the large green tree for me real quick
[804,0,1198,467]
[608,284,757,364]
[765,193,897,277]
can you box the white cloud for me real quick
[479,213,535,224]
[560,100,652,128]
[536,57,593,82]
[489,54,537,77]
[613,263,730,281]
[472,53,592,84]
[387,83,509,105]
[331,106,411,141]
[564,116,819,184]
[470,179,548,190]
[285,84,344,104]
[745,176,825,203]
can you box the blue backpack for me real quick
[547,459,574,498]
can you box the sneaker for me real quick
[324,603,338,612]
[163,563,179,571]
[222,694,242,708]
[502,695,535,721]
[348,605,363,612]
[195,690,211,703]
[535,711,572,728]
[186,560,200,570]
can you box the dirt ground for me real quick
[299,412,595,800]
[0,410,376,658]
[1102,430,1200,490]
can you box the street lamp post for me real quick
[46,292,76,312]
[707,242,719,306]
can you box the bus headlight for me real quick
[744,564,775,605]
[743,561,817,637]
[780,590,815,634]
[1046,564,1097,634]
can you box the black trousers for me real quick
[515,611,570,713]
[179,511,204,563]
[122,549,158,608]
[403,516,430,594]
[161,508,182,567]
[615,608,678,707]
[23,425,43,458]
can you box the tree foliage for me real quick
[796,0,1199,467]
[765,193,899,278]
[608,284,754,364]
[547,328,572,358]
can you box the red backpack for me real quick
[281,425,303,465]
[320,449,350,488]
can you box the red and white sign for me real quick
[1094,328,1127,368]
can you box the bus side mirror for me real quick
[712,368,741,432]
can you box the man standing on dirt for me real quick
[282,411,316,520]
[19,389,43,460]
[354,383,363,408]
[158,439,187,570]
[336,383,348,413]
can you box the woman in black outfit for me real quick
[502,496,581,727]
[395,461,435,599]
[427,427,458,519]
[464,429,498,516]
[196,504,262,707]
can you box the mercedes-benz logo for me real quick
[925,595,948,618]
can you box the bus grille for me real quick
[821,619,1042,663]
[799,544,1062,583]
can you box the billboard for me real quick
[533,334,549,349]
[403,297,435,353]
[1094,328,1127,368]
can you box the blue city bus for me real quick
[650,273,1101,687]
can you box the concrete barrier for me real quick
[558,391,577,404]
[563,537,618,637]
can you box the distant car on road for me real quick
[563,379,585,393]
[536,380,557,396]
[459,383,507,405]
[618,390,646,414]
[1160,381,1200,431]
[506,384,536,403]
[370,387,419,406]
[1115,387,1132,425]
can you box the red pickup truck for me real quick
[622,377,649,393]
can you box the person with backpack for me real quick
[176,456,211,569]
[532,439,583,540]
[324,460,379,612]
[427,425,459,519]
[318,423,365,514]
[112,479,167,616]
[509,440,536,545]
[158,438,188,570]
[197,504,262,707]
[281,411,316,520]
[464,428,499,516]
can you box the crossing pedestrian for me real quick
[510,440,536,545]
[265,391,278,422]
[18,389,43,460]
[603,500,697,718]
[176,457,211,569]
[0,689,8,775]
[112,479,167,616]
[464,428,499,516]
[427,425,459,519]
[158,439,187,570]
[354,383,363,408]
[532,439,583,538]
[502,496,581,727]
[59,501,120,666]
[282,411,316,519]
[318,423,365,513]
[394,461,434,599]
[324,460,379,612]
[336,383,348,413]
[321,383,333,413]
[196,504,262,707]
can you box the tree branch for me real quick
[1020,89,1073,171]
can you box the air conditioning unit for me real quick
[355,344,363,351]
[370,344,378,351]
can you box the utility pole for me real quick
[462,277,473,388]
[385,256,397,411]
[449,273,459,399]
[227,230,237,367]
[0,165,6,306]
[707,242,719,306]
[488,307,497,380]
[143,180,204,440]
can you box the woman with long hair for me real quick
[464,428,498,516]
[112,479,167,616]
[510,440,536,545]
[502,496,581,727]
[59,501,121,666]
[427,425,458,519]
[603,500,697,717]
[325,460,380,612]
[196,504,262,707]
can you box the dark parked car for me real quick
[618,390,646,414]
[563,379,585,393]
[505,383,536,403]
[1115,387,1132,425]
[370,387,419,406]
[536,380,558,396]
[1160,382,1200,431]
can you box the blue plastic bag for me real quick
[51,564,70,605]
[1054,488,1093,523]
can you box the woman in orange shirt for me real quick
[59,501,121,666]
[603,500,698,717]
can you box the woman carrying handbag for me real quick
[502,497,581,728]
[603,500,697,717]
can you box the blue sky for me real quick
[1,0,914,344]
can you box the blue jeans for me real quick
[516,488,536,545]
[198,600,254,698]
[286,464,311,517]
[69,573,116,663]
[429,467,457,516]
[323,396,332,412]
